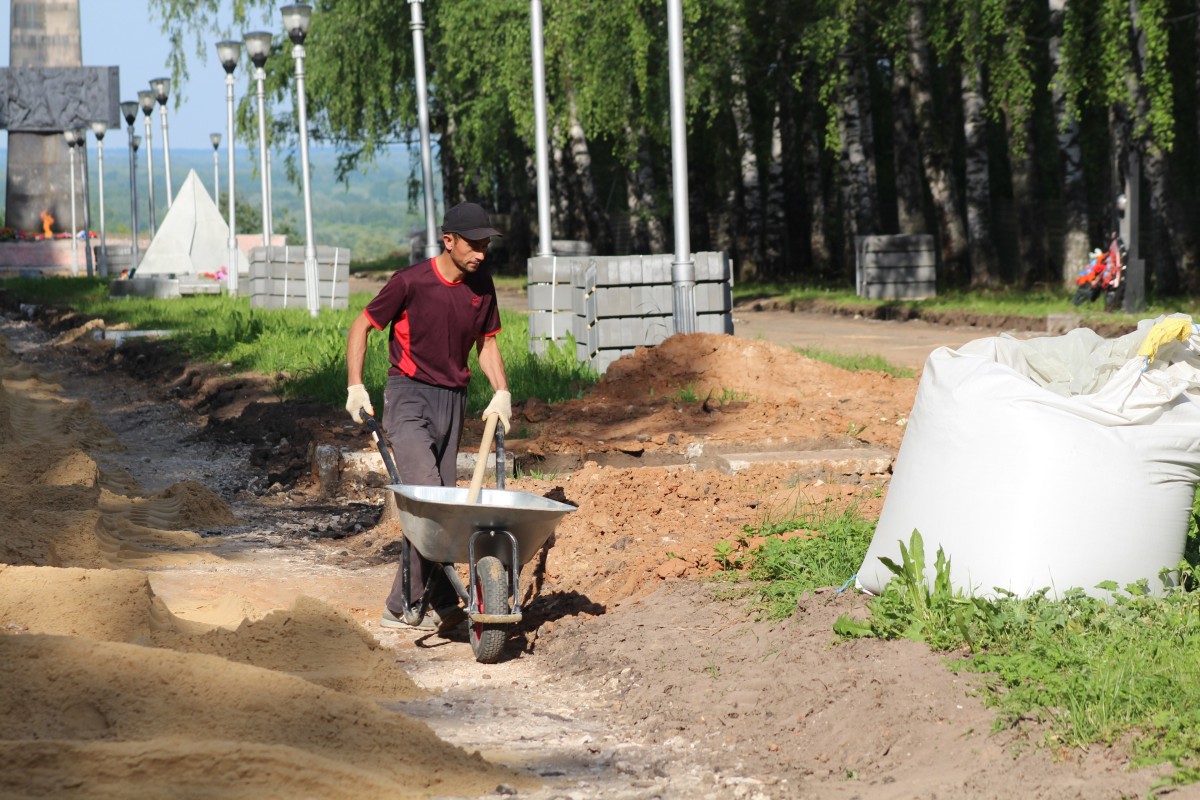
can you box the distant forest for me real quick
[0,146,425,263]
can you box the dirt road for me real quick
[0,296,1160,800]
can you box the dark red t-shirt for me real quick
[363,258,501,388]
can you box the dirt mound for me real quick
[507,333,915,463]
[0,634,523,800]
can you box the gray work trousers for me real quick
[382,375,466,614]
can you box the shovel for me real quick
[466,413,500,504]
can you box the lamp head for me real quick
[1115,193,1128,214]
[63,128,77,145]
[150,77,171,104]
[132,135,141,152]
[216,40,242,73]
[244,31,273,68]
[137,90,156,116]
[90,120,108,140]
[281,4,312,45]
[73,127,87,146]
[210,132,222,150]
[120,101,138,125]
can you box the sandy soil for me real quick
[0,292,1171,799]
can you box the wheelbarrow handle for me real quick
[361,412,402,485]
[466,413,500,504]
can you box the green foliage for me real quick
[838,524,1200,786]
[738,498,877,619]
[795,346,914,379]
[1,279,597,413]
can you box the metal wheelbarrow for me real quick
[363,412,575,663]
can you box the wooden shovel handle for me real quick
[466,413,499,504]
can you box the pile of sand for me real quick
[0,327,526,798]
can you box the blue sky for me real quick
[1,1,287,151]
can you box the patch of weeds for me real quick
[795,346,914,379]
[674,383,700,403]
[735,500,875,619]
[837,526,1200,789]
[713,539,744,570]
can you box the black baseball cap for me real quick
[441,202,502,239]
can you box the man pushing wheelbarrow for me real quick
[344,201,513,634]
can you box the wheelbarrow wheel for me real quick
[470,556,508,664]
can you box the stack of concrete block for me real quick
[526,255,583,355]
[571,251,733,373]
[854,234,936,299]
[246,245,351,310]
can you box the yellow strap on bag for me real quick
[1137,316,1195,366]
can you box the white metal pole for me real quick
[95,135,107,277]
[530,0,552,257]
[78,140,95,278]
[126,122,140,273]
[293,41,320,316]
[68,142,79,277]
[666,0,695,334]
[213,144,220,214]
[409,0,441,259]
[142,112,157,237]
[255,66,274,259]
[226,73,238,295]
[160,103,174,207]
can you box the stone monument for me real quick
[1,0,119,234]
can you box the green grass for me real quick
[794,346,915,379]
[726,484,1200,788]
[724,495,877,619]
[2,276,596,414]
[733,282,1200,330]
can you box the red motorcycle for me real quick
[1071,234,1126,311]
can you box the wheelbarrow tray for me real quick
[387,483,575,566]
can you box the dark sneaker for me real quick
[380,608,435,631]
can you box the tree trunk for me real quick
[623,125,667,254]
[905,1,968,283]
[891,64,927,234]
[1047,0,1090,285]
[565,100,613,253]
[801,100,833,281]
[961,63,1000,287]
[763,97,787,272]
[728,60,763,275]
[837,55,880,272]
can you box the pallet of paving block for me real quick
[587,281,731,318]
[855,235,935,299]
[586,251,732,287]
[248,261,349,310]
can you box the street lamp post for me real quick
[210,133,222,214]
[137,89,158,237]
[244,31,274,262]
[216,40,242,296]
[120,101,141,273]
[149,77,174,208]
[63,128,80,277]
[282,4,320,317]
[90,121,109,277]
[408,0,439,259]
[74,128,95,278]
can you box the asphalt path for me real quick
[729,307,1043,371]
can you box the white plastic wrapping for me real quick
[858,316,1200,599]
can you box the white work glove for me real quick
[346,384,374,423]
[482,390,512,434]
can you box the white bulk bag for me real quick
[858,315,1200,599]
